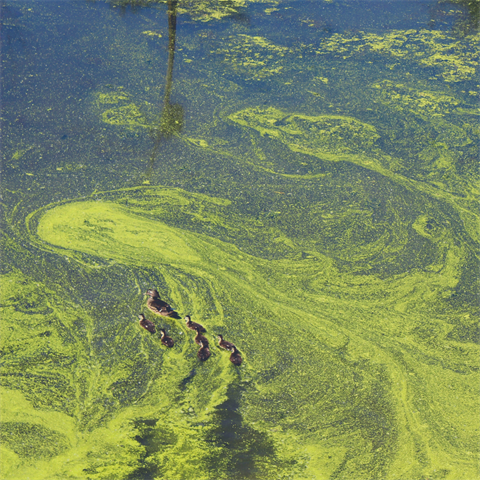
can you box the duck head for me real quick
[145,289,160,298]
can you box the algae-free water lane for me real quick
[1,1,478,479]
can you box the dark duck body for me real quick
[229,346,243,366]
[145,289,176,317]
[217,335,235,350]
[194,328,209,347]
[197,340,211,361]
[160,329,174,348]
[185,315,206,333]
[138,314,156,334]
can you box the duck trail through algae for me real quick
[1,186,474,479]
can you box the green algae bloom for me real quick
[101,104,150,129]
[1,1,479,479]
[229,107,381,156]
[4,183,473,479]
[312,29,480,83]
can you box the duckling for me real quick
[229,346,243,366]
[138,314,156,334]
[185,315,206,333]
[144,289,176,317]
[194,327,209,347]
[159,329,174,348]
[217,334,235,351]
[197,340,211,361]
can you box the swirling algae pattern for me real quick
[1,6,479,480]
[0,175,476,479]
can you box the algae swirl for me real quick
[1,2,479,479]
[1,184,475,479]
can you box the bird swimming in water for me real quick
[144,289,177,317]
[159,328,174,348]
[138,314,156,334]
[217,334,235,351]
[197,340,211,361]
[185,315,206,333]
[194,327,209,347]
[229,346,242,366]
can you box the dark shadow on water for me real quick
[179,367,196,390]
[127,419,160,480]
[205,382,297,479]
[126,381,297,479]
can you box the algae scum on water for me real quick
[1,1,479,479]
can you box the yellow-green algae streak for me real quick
[1,184,474,479]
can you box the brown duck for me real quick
[229,346,243,366]
[185,315,206,333]
[194,328,209,347]
[217,334,235,351]
[145,289,176,317]
[197,340,211,361]
[138,314,156,334]
[159,329,174,348]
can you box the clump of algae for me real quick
[212,34,291,80]
[312,29,479,83]
[101,104,150,129]
[229,106,380,155]
[208,28,478,86]
[142,30,162,38]
[94,90,130,106]
[177,0,247,22]
[227,105,407,183]
[93,88,152,131]
[108,0,273,22]
[370,80,463,117]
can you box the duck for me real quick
[138,314,156,334]
[197,340,211,361]
[159,328,174,348]
[185,315,206,333]
[144,289,177,317]
[229,346,243,366]
[217,334,235,351]
[194,328,209,347]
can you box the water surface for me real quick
[1,1,479,479]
